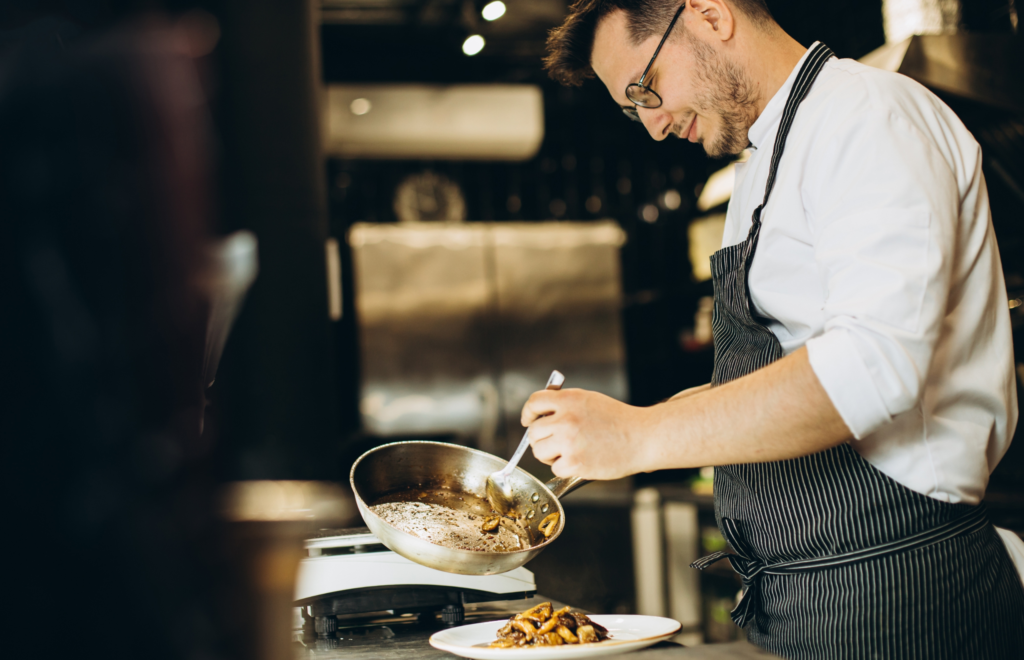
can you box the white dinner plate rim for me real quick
[428,614,682,660]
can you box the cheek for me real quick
[660,88,692,115]
[660,84,703,122]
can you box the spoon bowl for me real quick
[485,370,565,515]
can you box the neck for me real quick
[741,30,809,119]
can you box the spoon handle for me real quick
[501,370,565,477]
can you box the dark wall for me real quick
[768,0,886,59]
[961,0,1021,32]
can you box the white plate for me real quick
[429,614,681,660]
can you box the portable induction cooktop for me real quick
[295,527,536,648]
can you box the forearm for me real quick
[635,347,852,470]
[667,382,711,401]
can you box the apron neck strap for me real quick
[747,42,835,242]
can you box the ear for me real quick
[686,0,736,42]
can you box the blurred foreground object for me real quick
[219,481,355,660]
[210,0,339,480]
[201,231,259,432]
[0,19,223,660]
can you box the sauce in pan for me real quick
[368,489,532,552]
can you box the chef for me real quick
[522,0,1024,656]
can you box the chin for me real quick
[705,146,737,160]
[703,133,747,160]
[702,140,730,160]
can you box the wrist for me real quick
[623,403,658,475]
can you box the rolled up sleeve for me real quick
[802,109,962,439]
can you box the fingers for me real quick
[550,456,578,478]
[539,439,579,478]
[530,434,560,466]
[532,431,589,472]
[529,419,578,466]
[521,389,563,427]
[526,412,557,443]
[522,388,585,475]
[531,438,579,478]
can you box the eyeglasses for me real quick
[623,3,686,123]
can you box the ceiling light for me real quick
[482,1,506,21]
[462,34,485,56]
[350,98,372,115]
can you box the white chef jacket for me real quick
[721,44,1017,505]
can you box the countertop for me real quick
[295,597,780,660]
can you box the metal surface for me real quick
[349,221,627,458]
[486,370,564,514]
[350,441,589,575]
[860,33,1024,113]
[323,85,544,161]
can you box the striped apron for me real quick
[691,43,1024,658]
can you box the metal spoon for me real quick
[486,370,565,515]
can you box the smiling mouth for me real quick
[686,116,698,142]
[669,116,696,141]
[664,113,699,141]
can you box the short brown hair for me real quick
[544,0,775,86]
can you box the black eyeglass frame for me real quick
[623,2,686,122]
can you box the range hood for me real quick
[859,33,1024,113]
[322,84,544,161]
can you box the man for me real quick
[522,1,1024,656]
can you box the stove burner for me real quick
[296,528,535,648]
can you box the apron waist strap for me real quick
[691,505,990,628]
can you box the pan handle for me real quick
[545,475,590,499]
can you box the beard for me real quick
[681,34,761,158]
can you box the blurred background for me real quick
[3,0,1022,656]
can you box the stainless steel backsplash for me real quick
[349,221,629,458]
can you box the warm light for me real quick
[462,34,485,56]
[640,204,659,223]
[350,98,372,115]
[549,199,567,218]
[482,1,506,21]
[661,189,682,210]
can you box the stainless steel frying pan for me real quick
[350,441,588,575]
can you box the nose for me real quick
[639,106,673,141]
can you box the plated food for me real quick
[488,602,610,648]
[429,613,682,659]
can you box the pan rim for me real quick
[350,440,566,556]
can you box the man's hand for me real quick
[518,348,853,481]
[520,388,649,480]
